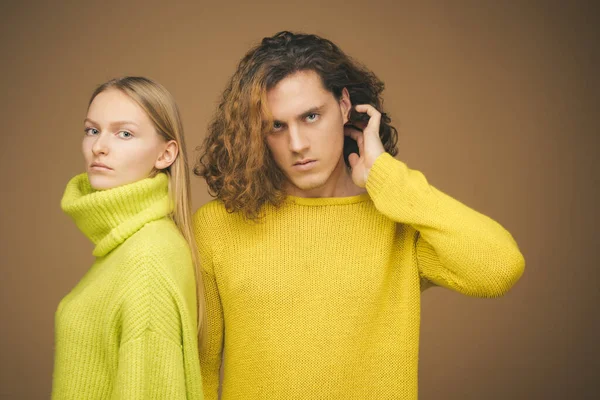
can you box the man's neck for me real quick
[285,158,366,198]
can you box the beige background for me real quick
[1,1,598,399]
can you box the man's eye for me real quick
[306,113,319,122]
[84,128,99,136]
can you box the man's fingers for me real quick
[348,153,360,169]
[344,126,362,142]
[344,127,365,154]
[356,135,365,155]
[354,104,381,139]
[354,104,381,119]
[344,125,366,155]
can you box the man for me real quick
[193,31,525,399]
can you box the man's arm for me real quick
[347,104,525,297]
[367,152,525,297]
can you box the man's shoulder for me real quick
[193,198,247,233]
[194,198,231,223]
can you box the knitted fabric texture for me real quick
[53,173,203,399]
[193,153,525,400]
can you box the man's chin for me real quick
[284,175,331,197]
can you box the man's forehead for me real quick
[266,71,334,119]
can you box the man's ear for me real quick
[340,88,352,124]
[155,140,179,170]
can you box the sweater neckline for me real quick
[61,173,172,257]
[284,192,371,206]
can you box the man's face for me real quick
[265,70,351,197]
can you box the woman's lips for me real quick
[90,163,113,171]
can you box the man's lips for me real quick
[292,159,317,171]
[293,159,315,166]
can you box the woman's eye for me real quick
[272,122,283,132]
[84,127,99,136]
[118,131,133,139]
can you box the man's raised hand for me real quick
[344,104,386,188]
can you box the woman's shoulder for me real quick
[116,218,193,279]
[137,217,187,248]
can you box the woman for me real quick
[53,77,203,399]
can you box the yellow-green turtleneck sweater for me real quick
[53,173,203,400]
[193,153,525,400]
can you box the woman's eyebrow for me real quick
[83,118,139,128]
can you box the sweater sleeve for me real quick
[366,153,525,297]
[112,247,202,400]
[113,331,188,399]
[194,208,225,400]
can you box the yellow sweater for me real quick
[193,153,525,399]
[53,173,203,399]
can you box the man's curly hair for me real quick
[194,31,398,220]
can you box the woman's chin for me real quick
[87,175,119,191]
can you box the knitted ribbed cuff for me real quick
[366,152,409,200]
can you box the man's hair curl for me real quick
[194,31,398,220]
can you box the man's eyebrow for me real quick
[298,104,326,119]
[272,104,327,124]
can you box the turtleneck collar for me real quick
[61,173,172,257]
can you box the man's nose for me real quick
[288,125,309,153]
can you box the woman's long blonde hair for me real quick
[89,76,204,339]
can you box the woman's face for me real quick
[82,89,175,190]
